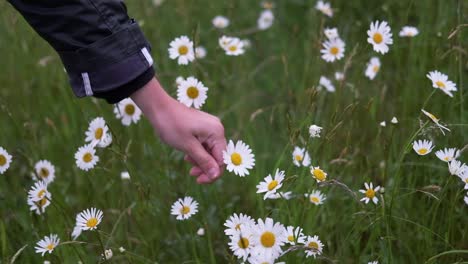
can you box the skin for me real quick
[131,77,226,184]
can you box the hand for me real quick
[131,78,226,184]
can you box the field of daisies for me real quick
[1,0,467,263]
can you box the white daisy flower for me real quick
[298,235,324,258]
[212,15,230,29]
[168,35,195,65]
[119,247,126,253]
[365,57,381,80]
[412,139,434,156]
[35,234,60,256]
[310,166,328,182]
[219,35,235,50]
[335,71,344,81]
[104,249,113,260]
[435,148,460,162]
[399,26,419,37]
[224,213,256,236]
[28,180,50,202]
[176,76,208,109]
[223,140,255,177]
[359,182,381,204]
[114,98,142,126]
[121,171,131,180]
[74,144,99,171]
[380,121,386,127]
[33,160,55,184]
[197,228,205,236]
[421,109,450,135]
[0,146,12,174]
[324,27,339,40]
[285,225,304,245]
[459,171,468,189]
[27,194,51,215]
[318,76,335,92]
[267,191,293,200]
[309,124,323,138]
[84,117,110,148]
[305,190,326,205]
[321,37,345,62]
[292,146,311,167]
[251,217,287,259]
[170,196,199,220]
[257,9,274,30]
[195,46,207,59]
[426,70,457,97]
[448,160,467,177]
[367,21,393,54]
[76,207,103,231]
[228,225,255,261]
[391,117,398,124]
[224,38,245,56]
[315,1,333,17]
[256,169,285,200]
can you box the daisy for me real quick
[435,148,459,162]
[223,140,255,177]
[412,139,434,156]
[195,46,207,59]
[114,98,142,126]
[212,15,230,29]
[267,191,293,200]
[219,35,235,50]
[315,1,333,17]
[33,160,55,184]
[104,249,113,260]
[84,117,110,148]
[28,180,50,202]
[76,207,103,231]
[285,226,304,245]
[380,121,386,127]
[257,9,274,30]
[224,38,245,56]
[426,70,457,97]
[365,57,381,80]
[318,76,335,92]
[247,254,280,264]
[292,147,311,167]
[74,144,99,171]
[170,196,199,220]
[197,228,205,236]
[310,166,328,182]
[421,109,450,135]
[359,182,381,204]
[176,76,208,109]
[399,26,419,37]
[256,169,285,200]
[121,171,131,180]
[168,35,195,65]
[0,146,12,174]
[224,213,256,236]
[335,72,344,81]
[252,217,287,259]
[459,171,468,189]
[305,190,326,205]
[309,124,323,138]
[321,37,345,62]
[35,234,60,256]
[367,21,393,54]
[228,226,255,261]
[324,27,339,40]
[298,235,324,258]
[27,194,51,215]
[448,160,466,177]
[391,117,398,124]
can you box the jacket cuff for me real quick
[57,21,154,99]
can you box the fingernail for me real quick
[208,168,219,179]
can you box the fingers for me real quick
[185,138,221,181]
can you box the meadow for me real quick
[0,0,467,263]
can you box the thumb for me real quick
[185,138,220,179]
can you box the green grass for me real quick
[0,0,467,263]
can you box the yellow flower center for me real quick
[228,45,237,52]
[365,189,375,199]
[37,189,46,198]
[295,155,303,161]
[235,223,241,230]
[373,33,383,44]
[287,235,294,242]
[308,241,319,249]
[46,243,55,251]
[312,168,326,181]
[435,81,445,89]
[0,155,6,166]
[330,46,339,55]
[180,206,190,215]
[311,196,320,204]
[267,180,278,191]
[95,127,104,140]
[39,168,49,178]
[186,86,199,99]
[86,217,98,228]
[260,231,276,248]
[373,65,379,73]
[83,153,93,163]
[39,197,48,207]
[178,45,189,55]
[444,156,451,161]
[231,153,242,166]
[465,178,468,183]
[124,104,135,115]
[237,237,250,249]
[418,148,428,155]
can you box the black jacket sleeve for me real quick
[7,0,155,103]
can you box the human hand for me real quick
[131,78,226,184]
